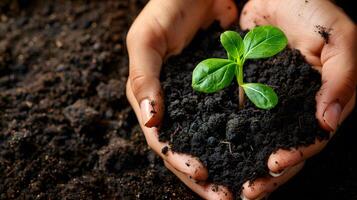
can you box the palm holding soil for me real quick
[126,0,357,199]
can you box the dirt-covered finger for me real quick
[267,140,327,173]
[164,161,232,200]
[210,0,238,29]
[239,0,273,30]
[241,162,304,200]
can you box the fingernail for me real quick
[255,193,267,200]
[269,168,287,177]
[323,102,342,131]
[240,193,266,200]
[240,194,252,200]
[140,99,156,127]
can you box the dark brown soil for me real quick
[159,25,329,197]
[0,1,356,200]
[0,1,198,199]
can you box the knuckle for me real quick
[129,72,146,94]
[126,23,149,48]
[339,77,356,99]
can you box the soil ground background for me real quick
[0,1,356,200]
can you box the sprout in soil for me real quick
[192,26,288,110]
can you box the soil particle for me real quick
[161,146,169,155]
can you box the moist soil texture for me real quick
[0,1,198,199]
[159,25,329,196]
[0,1,356,200]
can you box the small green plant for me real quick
[192,26,288,109]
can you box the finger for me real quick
[267,140,327,173]
[316,24,357,131]
[164,161,232,200]
[239,0,271,30]
[268,93,355,173]
[211,0,238,29]
[126,0,166,127]
[241,162,304,200]
[126,80,208,180]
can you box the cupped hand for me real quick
[126,0,357,199]
[239,0,356,199]
[126,0,238,199]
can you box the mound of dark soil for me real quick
[159,25,329,196]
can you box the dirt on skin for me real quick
[0,1,357,200]
[315,25,332,44]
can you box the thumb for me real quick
[316,24,357,132]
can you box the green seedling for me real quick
[192,26,288,109]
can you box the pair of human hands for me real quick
[126,0,357,199]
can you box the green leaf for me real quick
[192,58,236,93]
[243,26,287,59]
[242,83,278,109]
[220,31,244,60]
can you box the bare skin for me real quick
[126,0,357,199]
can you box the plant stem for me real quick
[239,85,245,109]
[237,62,245,109]
[237,63,244,86]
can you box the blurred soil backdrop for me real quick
[0,0,356,199]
